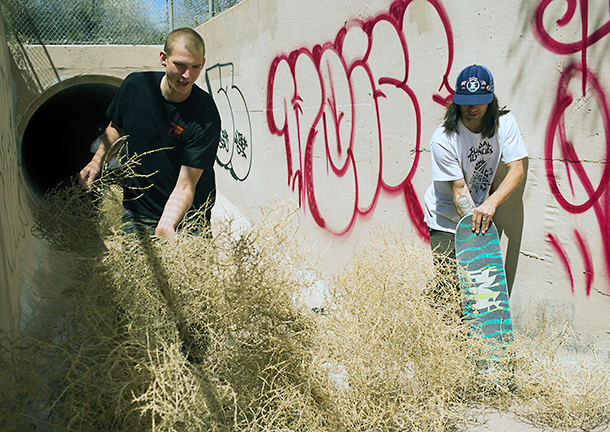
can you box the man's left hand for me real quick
[472,203,496,234]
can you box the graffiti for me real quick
[547,233,574,290]
[205,62,253,181]
[266,0,454,237]
[534,0,610,95]
[548,228,595,296]
[535,0,610,294]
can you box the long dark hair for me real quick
[442,95,510,139]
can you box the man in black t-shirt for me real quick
[78,28,221,237]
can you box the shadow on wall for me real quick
[0,74,122,344]
[494,157,529,296]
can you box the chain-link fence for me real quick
[1,0,241,93]
[1,0,240,45]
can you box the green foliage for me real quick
[2,0,164,45]
[1,0,245,46]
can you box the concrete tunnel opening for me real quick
[21,76,122,194]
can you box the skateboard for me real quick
[454,214,513,344]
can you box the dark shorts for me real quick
[428,228,456,261]
[121,207,156,238]
[427,227,460,302]
[121,207,212,239]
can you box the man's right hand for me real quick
[77,122,122,189]
[78,159,102,189]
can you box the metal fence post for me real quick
[168,0,174,32]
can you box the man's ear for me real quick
[160,51,168,67]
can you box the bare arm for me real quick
[450,158,526,234]
[155,165,203,237]
[78,122,123,188]
[451,178,476,219]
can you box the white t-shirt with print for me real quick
[423,112,528,233]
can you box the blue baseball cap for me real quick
[453,65,495,105]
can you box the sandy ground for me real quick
[468,411,547,431]
[210,193,610,432]
[467,410,609,431]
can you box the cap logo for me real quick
[454,65,494,104]
[466,77,480,93]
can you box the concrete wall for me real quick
[2,42,163,340]
[3,0,610,346]
[197,0,610,343]
[13,45,162,118]
[0,17,28,342]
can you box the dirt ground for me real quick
[468,411,544,431]
[468,410,609,431]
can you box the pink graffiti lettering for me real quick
[574,229,593,296]
[534,0,610,95]
[547,233,574,292]
[542,57,610,293]
[266,0,454,238]
[548,230,595,296]
[536,0,610,294]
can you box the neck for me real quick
[461,116,483,134]
[160,75,189,103]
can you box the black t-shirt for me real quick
[106,72,221,223]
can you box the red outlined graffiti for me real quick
[547,230,594,296]
[266,0,454,238]
[534,0,610,95]
[547,232,574,291]
[535,1,610,294]
[574,229,594,295]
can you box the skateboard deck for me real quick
[454,214,513,344]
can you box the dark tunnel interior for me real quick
[22,82,120,194]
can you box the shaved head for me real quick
[164,28,205,57]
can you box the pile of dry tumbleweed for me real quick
[2,182,610,431]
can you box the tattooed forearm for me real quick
[454,194,475,217]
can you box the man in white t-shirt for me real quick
[423,64,528,291]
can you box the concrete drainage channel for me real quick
[13,75,122,328]
[19,75,122,195]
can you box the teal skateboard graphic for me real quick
[454,214,513,344]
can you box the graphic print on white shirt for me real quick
[423,113,529,233]
[469,140,494,194]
